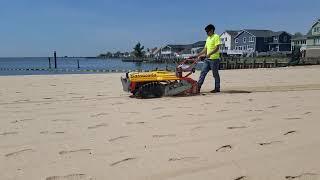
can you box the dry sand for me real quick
[1,65,320,180]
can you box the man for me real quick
[196,24,221,93]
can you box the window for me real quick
[274,36,278,41]
[314,28,317,33]
[221,38,224,42]
[243,37,247,43]
[225,37,228,41]
[249,37,255,42]
[247,45,250,49]
[264,38,268,42]
[283,36,287,42]
[235,38,238,43]
[315,38,320,45]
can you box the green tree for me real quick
[133,42,145,58]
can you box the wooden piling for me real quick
[48,57,51,69]
[54,51,57,69]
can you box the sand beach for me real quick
[1,65,320,180]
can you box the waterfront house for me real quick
[234,29,292,56]
[291,33,307,51]
[306,18,320,57]
[161,45,191,58]
[220,30,240,55]
[160,41,205,58]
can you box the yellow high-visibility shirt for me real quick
[205,34,221,60]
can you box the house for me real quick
[178,49,193,58]
[160,41,205,58]
[291,33,307,51]
[234,29,292,56]
[161,45,191,57]
[152,48,161,58]
[220,30,240,54]
[191,41,205,56]
[306,18,320,57]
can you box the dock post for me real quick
[77,59,80,69]
[54,51,57,69]
[48,57,51,69]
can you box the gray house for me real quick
[306,18,320,57]
[234,29,292,55]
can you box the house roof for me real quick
[244,29,274,37]
[291,33,307,40]
[225,30,240,37]
[307,18,320,38]
[235,29,291,38]
[311,18,320,28]
[166,44,192,49]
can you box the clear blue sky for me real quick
[0,0,319,57]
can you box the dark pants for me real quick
[198,59,220,90]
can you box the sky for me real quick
[0,0,319,57]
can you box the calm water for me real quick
[0,57,181,76]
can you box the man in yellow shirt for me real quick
[196,24,221,93]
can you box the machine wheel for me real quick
[137,82,165,98]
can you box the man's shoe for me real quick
[210,89,220,93]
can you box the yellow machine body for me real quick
[128,70,180,82]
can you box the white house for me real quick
[220,30,240,54]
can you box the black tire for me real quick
[138,82,165,98]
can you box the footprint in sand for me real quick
[191,126,204,131]
[46,174,93,180]
[59,149,92,155]
[177,107,192,109]
[109,136,129,142]
[110,157,137,167]
[156,115,173,119]
[90,113,108,118]
[227,126,248,130]
[258,141,282,146]
[126,122,146,125]
[88,123,108,130]
[0,132,18,136]
[216,145,232,152]
[168,157,199,162]
[268,105,279,108]
[43,97,53,100]
[217,109,229,112]
[285,173,319,180]
[226,101,241,104]
[251,118,263,122]
[52,119,74,122]
[234,176,249,180]
[284,131,297,136]
[153,134,176,138]
[5,149,34,157]
[152,107,165,110]
[11,118,34,124]
[285,117,302,120]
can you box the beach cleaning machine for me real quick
[121,58,200,98]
